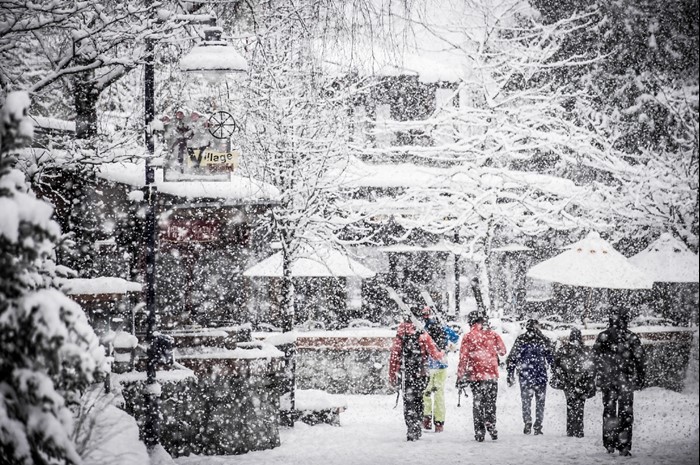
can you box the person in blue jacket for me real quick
[420,305,460,432]
[506,319,554,435]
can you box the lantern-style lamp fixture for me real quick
[179,26,248,76]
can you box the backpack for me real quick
[426,321,448,351]
[401,332,429,392]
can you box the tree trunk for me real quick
[74,70,98,140]
[279,247,296,427]
[453,228,460,317]
[482,219,496,315]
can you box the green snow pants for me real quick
[422,368,448,423]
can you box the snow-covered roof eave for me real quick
[62,277,142,296]
[29,115,76,133]
[97,161,281,203]
[331,156,585,199]
[243,249,376,279]
[378,242,459,253]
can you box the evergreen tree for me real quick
[0,92,106,465]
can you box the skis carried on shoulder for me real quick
[382,285,426,331]
[420,289,449,324]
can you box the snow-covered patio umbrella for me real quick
[243,248,376,279]
[527,231,654,290]
[628,233,699,325]
[526,232,654,325]
[629,233,699,283]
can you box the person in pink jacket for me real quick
[456,311,507,442]
[389,313,445,441]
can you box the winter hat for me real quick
[526,319,540,332]
[569,327,583,345]
[421,306,432,318]
[609,307,630,330]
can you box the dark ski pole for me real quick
[457,386,468,407]
[394,374,402,409]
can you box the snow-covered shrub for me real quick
[71,389,148,465]
[0,92,106,465]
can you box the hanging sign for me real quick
[160,109,242,181]
[186,148,240,169]
[161,219,220,243]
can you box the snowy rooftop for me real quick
[98,161,280,203]
[331,156,585,199]
[28,115,75,132]
[491,243,533,252]
[62,277,142,295]
[110,368,195,384]
[175,342,284,360]
[378,242,459,253]
[244,247,376,279]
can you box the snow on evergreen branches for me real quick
[1,92,106,465]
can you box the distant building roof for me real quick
[29,115,75,133]
[244,247,376,278]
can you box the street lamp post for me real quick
[140,18,248,450]
[142,28,160,450]
[454,228,460,317]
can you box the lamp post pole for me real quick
[143,23,160,449]
[454,228,460,317]
[138,12,248,447]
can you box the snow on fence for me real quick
[260,329,396,395]
[264,326,694,395]
[556,326,695,392]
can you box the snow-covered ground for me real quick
[176,351,699,465]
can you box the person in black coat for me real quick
[592,309,646,457]
[552,327,596,438]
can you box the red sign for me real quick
[161,220,220,243]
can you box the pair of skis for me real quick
[384,285,469,408]
[382,285,445,328]
[386,285,434,409]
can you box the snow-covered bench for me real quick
[290,389,347,426]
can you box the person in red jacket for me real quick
[456,311,507,442]
[389,313,445,441]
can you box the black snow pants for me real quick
[403,377,428,440]
[601,386,634,452]
[470,380,499,437]
[564,390,586,437]
[519,382,546,430]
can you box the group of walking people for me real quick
[388,306,646,457]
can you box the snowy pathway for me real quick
[176,367,698,465]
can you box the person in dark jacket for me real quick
[552,327,596,437]
[389,312,445,441]
[507,319,554,435]
[593,309,645,456]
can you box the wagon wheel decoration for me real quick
[207,111,240,139]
